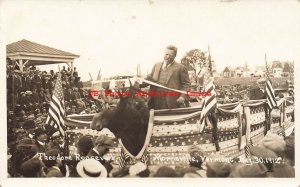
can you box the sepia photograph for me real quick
[1,0,299,186]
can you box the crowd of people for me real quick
[6,61,109,177]
[6,61,103,116]
[8,126,294,178]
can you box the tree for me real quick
[282,62,291,73]
[180,49,213,80]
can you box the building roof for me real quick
[223,66,234,72]
[7,39,79,57]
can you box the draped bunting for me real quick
[65,97,294,166]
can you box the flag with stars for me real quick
[199,48,217,133]
[46,73,66,136]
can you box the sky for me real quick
[1,0,300,81]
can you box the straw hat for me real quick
[76,159,107,177]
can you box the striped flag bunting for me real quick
[46,73,66,136]
[199,49,217,133]
[266,79,277,109]
[117,149,130,168]
[265,55,277,109]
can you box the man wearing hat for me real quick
[20,157,45,177]
[43,149,64,177]
[15,138,38,175]
[18,91,30,112]
[205,154,232,178]
[32,71,43,92]
[46,131,65,154]
[249,146,278,173]
[25,91,34,112]
[22,120,37,139]
[175,145,207,177]
[153,166,179,177]
[21,71,32,92]
[77,136,94,157]
[87,135,115,176]
[248,77,267,100]
[42,76,51,90]
[258,132,286,158]
[284,135,295,167]
[258,133,295,177]
[34,128,48,153]
[229,163,268,178]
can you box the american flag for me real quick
[199,47,217,133]
[266,79,277,109]
[46,73,66,136]
[265,54,277,109]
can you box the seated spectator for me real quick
[284,135,294,167]
[256,133,294,177]
[258,132,286,158]
[15,138,38,175]
[73,87,81,99]
[229,163,268,177]
[18,92,30,112]
[249,146,278,172]
[20,157,45,177]
[153,166,179,177]
[39,88,45,103]
[128,162,150,177]
[44,89,51,103]
[205,154,231,177]
[22,120,37,139]
[175,145,206,177]
[25,91,34,111]
[43,149,64,177]
[77,136,94,157]
[70,76,76,88]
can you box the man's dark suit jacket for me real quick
[249,87,266,100]
[145,61,191,109]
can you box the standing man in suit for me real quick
[145,45,191,109]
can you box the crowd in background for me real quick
[6,61,106,177]
[6,61,103,116]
